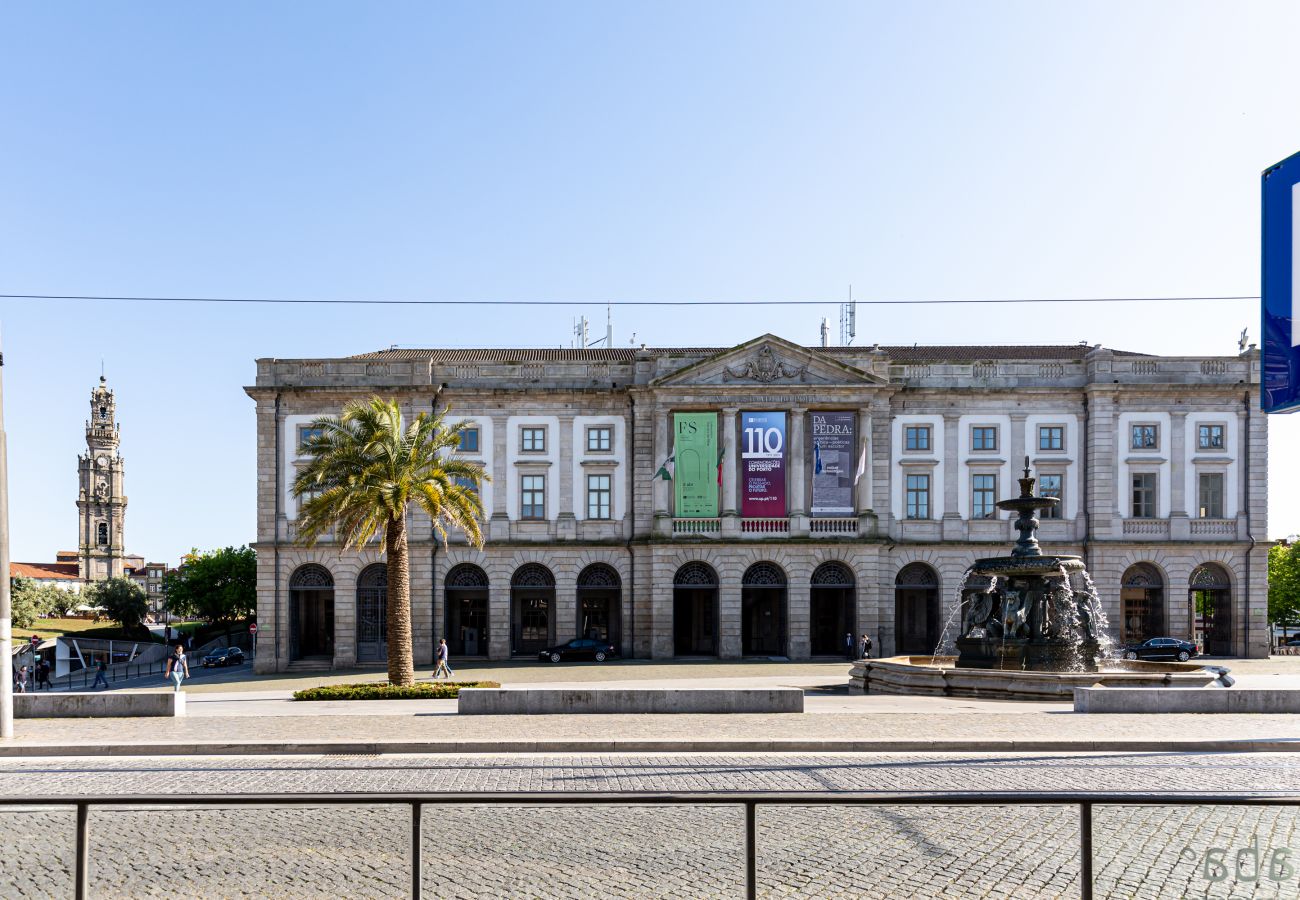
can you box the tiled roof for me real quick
[352,344,1148,362]
[11,562,80,580]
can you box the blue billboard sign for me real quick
[1263,150,1300,413]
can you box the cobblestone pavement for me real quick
[3,752,1299,898]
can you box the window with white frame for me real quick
[520,474,546,519]
[971,473,997,518]
[1131,424,1159,450]
[586,426,613,452]
[1039,474,1063,519]
[1131,473,1157,518]
[1038,426,1065,451]
[458,427,480,453]
[905,474,931,519]
[1198,424,1225,450]
[904,425,931,452]
[971,426,998,452]
[1198,472,1224,518]
[587,474,612,519]
[521,427,546,453]
[297,425,324,452]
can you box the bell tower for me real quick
[77,376,127,581]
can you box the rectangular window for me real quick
[521,474,546,519]
[905,473,931,519]
[458,427,480,453]
[587,474,612,519]
[1198,472,1224,518]
[904,425,931,452]
[1198,424,1225,450]
[586,426,613,452]
[1039,474,1063,519]
[971,426,998,452]
[521,427,546,453]
[454,475,479,496]
[1039,426,1065,451]
[1131,473,1157,518]
[297,426,323,452]
[1131,424,1159,450]
[971,473,997,518]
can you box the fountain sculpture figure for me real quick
[955,458,1107,671]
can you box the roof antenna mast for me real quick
[839,285,856,346]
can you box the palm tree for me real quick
[293,398,487,686]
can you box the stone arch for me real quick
[1120,562,1166,645]
[894,562,940,654]
[289,564,334,661]
[511,563,555,655]
[1190,562,1233,656]
[355,563,387,663]
[741,562,787,656]
[810,561,856,657]
[673,561,719,656]
[445,563,489,657]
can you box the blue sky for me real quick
[1,1,1297,563]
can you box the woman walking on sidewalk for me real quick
[166,644,189,692]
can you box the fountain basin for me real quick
[851,656,1221,701]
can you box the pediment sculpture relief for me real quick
[722,346,809,383]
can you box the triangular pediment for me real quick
[651,334,884,387]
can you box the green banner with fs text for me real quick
[673,412,718,517]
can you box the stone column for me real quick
[721,407,739,537]
[332,565,358,669]
[941,413,963,541]
[856,408,876,536]
[489,413,510,542]
[789,407,809,536]
[873,402,893,537]
[1169,410,1190,539]
[556,413,576,541]
[786,578,810,660]
[1085,387,1118,538]
[653,409,671,536]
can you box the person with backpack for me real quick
[858,633,872,660]
[433,638,454,680]
[165,644,189,692]
[91,659,109,689]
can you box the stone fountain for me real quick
[851,460,1225,699]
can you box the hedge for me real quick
[292,681,500,701]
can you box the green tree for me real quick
[163,546,257,629]
[84,577,149,633]
[10,577,56,628]
[1269,542,1300,643]
[294,398,487,686]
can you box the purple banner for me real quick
[741,411,786,518]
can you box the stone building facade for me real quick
[246,334,1270,672]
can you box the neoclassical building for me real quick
[246,333,1270,672]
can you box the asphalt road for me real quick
[2,751,1298,899]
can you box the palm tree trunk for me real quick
[385,515,415,686]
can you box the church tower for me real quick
[77,376,127,581]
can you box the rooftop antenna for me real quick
[838,285,856,346]
[572,316,590,349]
[819,317,830,348]
[606,299,613,349]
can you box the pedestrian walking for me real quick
[433,638,454,680]
[858,633,872,660]
[14,665,28,694]
[91,659,109,690]
[36,660,51,691]
[844,632,855,660]
[166,644,189,692]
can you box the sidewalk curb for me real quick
[4,738,1300,757]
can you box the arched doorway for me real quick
[810,562,855,657]
[290,564,334,661]
[1190,564,1232,656]
[445,564,489,657]
[894,563,939,655]
[355,564,387,663]
[1121,563,1165,645]
[512,563,555,656]
[673,562,718,656]
[742,562,788,657]
[577,564,621,653]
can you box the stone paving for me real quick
[2,753,1300,898]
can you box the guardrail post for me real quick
[745,800,756,900]
[75,801,89,900]
[1079,801,1093,900]
[411,801,422,900]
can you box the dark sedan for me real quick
[538,639,618,663]
[1118,637,1197,662]
[201,647,245,668]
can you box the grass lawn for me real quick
[9,617,199,647]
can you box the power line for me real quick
[0,292,1260,307]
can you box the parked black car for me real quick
[1117,637,1197,662]
[201,647,245,668]
[537,639,617,663]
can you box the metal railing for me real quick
[5,791,1299,900]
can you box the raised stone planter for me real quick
[458,688,803,715]
[1075,687,1300,714]
[851,656,1220,701]
[15,691,185,718]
